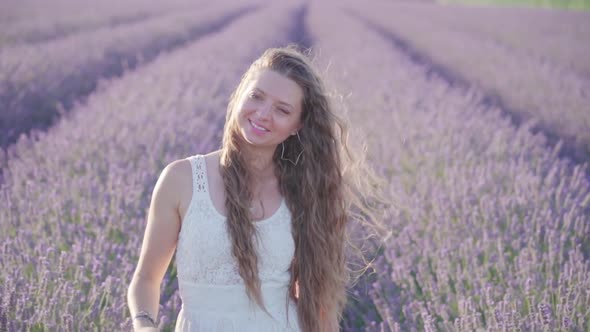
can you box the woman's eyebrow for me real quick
[254,87,294,109]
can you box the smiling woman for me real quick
[126,44,388,332]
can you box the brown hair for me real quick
[219,44,388,331]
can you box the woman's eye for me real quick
[250,93,261,99]
[278,108,289,114]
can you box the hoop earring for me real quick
[281,132,304,166]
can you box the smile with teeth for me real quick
[250,120,269,132]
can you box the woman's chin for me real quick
[239,131,269,147]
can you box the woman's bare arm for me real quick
[127,160,185,330]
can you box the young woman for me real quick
[127,45,387,332]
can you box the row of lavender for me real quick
[308,2,589,331]
[2,1,588,331]
[341,1,590,164]
[0,0,207,46]
[0,2,301,330]
[0,0,258,150]
[399,2,590,77]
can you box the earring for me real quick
[281,132,304,166]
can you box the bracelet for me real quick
[134,310,157,327]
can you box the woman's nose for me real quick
[256,102,272,119]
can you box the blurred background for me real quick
[0,0,589,331]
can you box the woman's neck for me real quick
[243,145,275,181]
[221,144,277,183]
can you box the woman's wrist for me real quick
[133,310,158,329]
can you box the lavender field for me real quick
[0,0,260,149]
[339,0,590,165]
[0,0,210,46]
[1,0,589,331]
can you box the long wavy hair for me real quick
[219,45,389,331]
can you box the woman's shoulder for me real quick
[180,150,221,164]
[165,150,222,184]
[156,158,192,208]
[168,150,218,171]
[163,157,191,182]
[162,154,213,225]
[201,149,222,162]
[201,150,222,175]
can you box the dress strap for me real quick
[188,154,208,196]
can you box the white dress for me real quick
[174,154,301,331]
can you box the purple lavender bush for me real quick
[307,2,590,330]
[338,0,590,164]
[0,2,302,330]
[1,0,589,331]
[0,0,257,149]
[387,2,590,78]
[0,0,200,46]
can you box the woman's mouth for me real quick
[249,119,270,133]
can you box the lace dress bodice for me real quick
[174,154,300,331]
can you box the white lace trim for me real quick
[193,154,207,193]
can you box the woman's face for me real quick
[236,69,304,148]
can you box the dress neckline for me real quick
[199,154,285,225]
